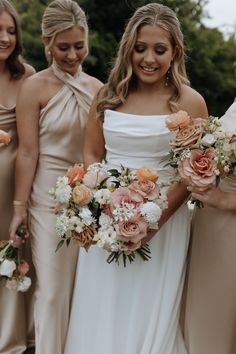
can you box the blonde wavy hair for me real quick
[97,2,189,119]
[41,0,88,65]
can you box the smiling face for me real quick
[131,25,176,88]
[0,11,16,62]
[49,25,87,76]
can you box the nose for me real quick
[0,30,10,42]
[144,49,155,64]
[67,47,77,60]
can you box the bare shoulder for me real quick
[19,69,52,97]
[179,85,208,118]
[80,72,103,96]
[22,63,36,78]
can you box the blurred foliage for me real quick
[11,0,236,116]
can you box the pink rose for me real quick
[129,180,160,201]
[0,129,11,145]
[166,110,190,131]
[110,187,143,210]
[115,216,148,244]
[172,118,204,149]
[178,149,216,189]
[18,260,29,276]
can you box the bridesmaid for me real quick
[183,98,236,354]
[9,0,102,353]
[0,1,35,353]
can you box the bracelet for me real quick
[13,200,27,207]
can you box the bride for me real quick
[64,3,208,354]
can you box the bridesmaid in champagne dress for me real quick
[9,1,102,353]
[64,4,208,354]
[0,1,35,353]
[184,99,236,354]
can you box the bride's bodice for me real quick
[103,109,175,179]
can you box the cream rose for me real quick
[0,259,16,277]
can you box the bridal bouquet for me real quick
[0,228,31,292]
[164,110,236,205]
[50,162,168,265]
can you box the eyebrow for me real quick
[135,41,169,45]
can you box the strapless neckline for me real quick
[105,109,167,118]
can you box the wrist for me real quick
[13,200,28,208]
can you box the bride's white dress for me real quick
[64,110,190,354]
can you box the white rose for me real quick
[0,259,16,277]
[17,276,32,292]
[140,202,162,223]
[201,133,215,146]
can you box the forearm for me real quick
[219,192,236,212]
[14,148,38,202]
[159,183,189,228]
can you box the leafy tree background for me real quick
[12,0,236,116]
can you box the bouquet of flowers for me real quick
[0,228,31,292]
[164,110,236,206]
[0,129,11,145]
[50,162,168,266]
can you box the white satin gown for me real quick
[64,110,190,354]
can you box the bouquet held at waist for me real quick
[50,162,169,266]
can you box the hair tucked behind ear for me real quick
[42,0,88,65]
[0,0,25,79]
[96,2,189,120]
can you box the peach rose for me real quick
[178,148,216,188]
[66,163,85,186]
[129,180,160,201]
[115,216,148,244]
[165,110,190,131]
[172,118,204,149]
[72,185,92,206]
[136,167,158,183]
[0,129,11,145]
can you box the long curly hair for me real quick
[97,2,189,120]
[41,0,88,65]
[0,0,25,79]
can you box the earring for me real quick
[165,67,171,87]
[47,51,51,57]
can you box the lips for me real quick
[140,66,158,72]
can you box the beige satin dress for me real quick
[28,63,93,354]
[184,102,236,354]
[0,104,35,353]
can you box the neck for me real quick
[0,61,7,74]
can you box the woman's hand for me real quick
[9,206,29,244]
[188,185,236,211]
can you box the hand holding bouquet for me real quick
[0,227,31,292]
[165,110,236,206]
[50,163,168,266]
